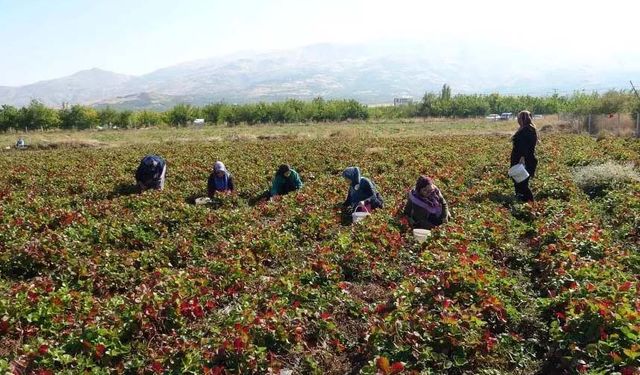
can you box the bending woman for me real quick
[403,175,451,229]
[342,166,383,212]
[135,155,167,192]
[270,164,303,197]
[207,161,235,198]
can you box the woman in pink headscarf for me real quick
[403,175,451,229]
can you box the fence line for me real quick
[555,113,639,137]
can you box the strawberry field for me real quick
[1,134,639,374]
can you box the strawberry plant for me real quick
[0,134,639,373]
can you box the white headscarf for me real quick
[213,161,227,173]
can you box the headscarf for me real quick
[277,164,291,176]
[213,161,227,173]
[409,175,442,216]
[342,167,361,187]
[213,160,229,191]
[513,110,539,141]
[143,155,160,168]
[518,110,534,127]
[138,155,165,184]
[514,111,537,136]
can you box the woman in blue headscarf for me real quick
[341,166,383,212]
[135,155,167,191]
[207,161,235,198]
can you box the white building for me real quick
[393,97,414,106]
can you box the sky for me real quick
[0,0,638,86]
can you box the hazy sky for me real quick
[0,0,637,86]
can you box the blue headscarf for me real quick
[342,167,361,187]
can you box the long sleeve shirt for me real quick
[403,191,449,229]
[510,126,538,177]
[207,173,235,198]
[270,170,303,196]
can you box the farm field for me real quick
[0,118,563,149]
[1,130,640,374]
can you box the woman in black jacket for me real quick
[135,155,167,191]
[510,110,538,202]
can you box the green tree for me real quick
[98,107,118,127]
[167,103,195,126]
[116,110,134,128]
[440,84,452,101]
[419,92,438,117]
[59,105,99,130]
[597,90,628,114]
[217,105,240,125]
[202,103,224,124]
[0,105,20,132]
[18,100,60,131]
[134,110,162,128]
[565,91,599,115]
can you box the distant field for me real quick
[0,117,568,149]
[1,128,639,373]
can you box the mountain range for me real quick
[1,41,638,110]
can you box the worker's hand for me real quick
[519,157,525,165]
[444,212,452,223]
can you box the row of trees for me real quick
[0,102,166,132]
[1,87,639,131]
[0,98,369,131]
[372,85,640,119]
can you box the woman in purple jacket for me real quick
[403,175,451,229]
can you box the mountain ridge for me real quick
[1,41,637,109]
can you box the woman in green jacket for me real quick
[270,164,303,197]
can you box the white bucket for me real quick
[413,229,432,243]
[352,211,370,223]
[195,197,212,205]
[508,164,530,183]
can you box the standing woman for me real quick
[510,110,539,202]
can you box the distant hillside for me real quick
[1,41,638,109]
[0,68,132,107]
[90,92,189,111]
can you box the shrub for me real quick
[573,161,639,197]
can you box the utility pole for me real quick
[631,81,640,138]
[552,88,560,119]
[630,81,640,99]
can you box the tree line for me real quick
[0,98,368,131]
[1,86,639,131]
[371,85,640,119]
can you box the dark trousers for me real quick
[276,180,297,196]
[514,177,534,202]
